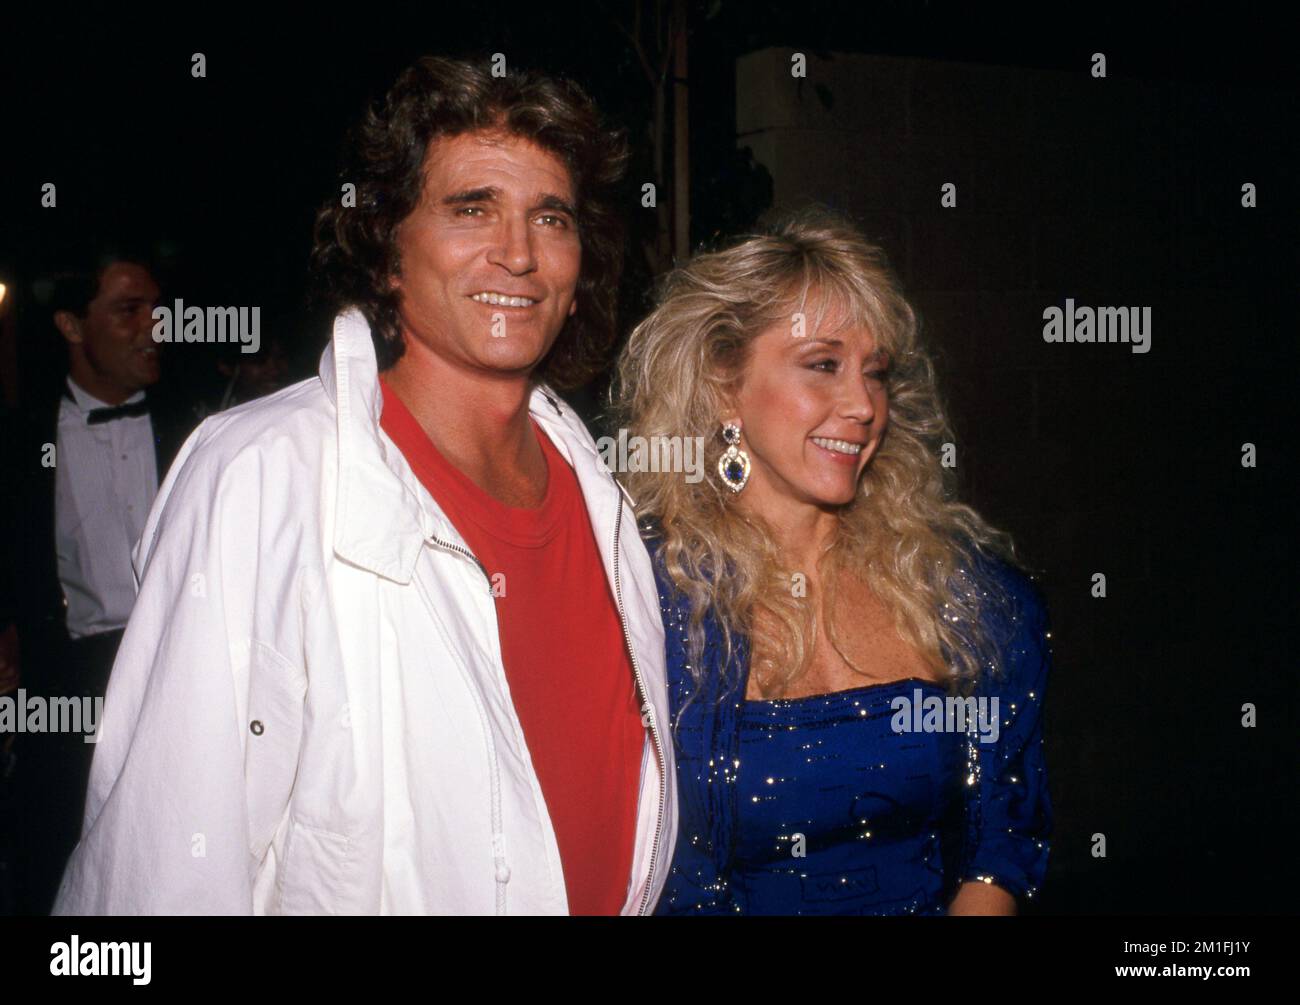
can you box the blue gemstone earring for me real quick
[717,423,750,493]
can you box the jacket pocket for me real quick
[244,639,307,861]
[275,817,353,915]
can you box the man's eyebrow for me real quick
[533,193,577,218]
[441,186,500,206]
[440,186,577,219]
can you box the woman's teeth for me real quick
[811,437,863,455]
[471,292,537,307]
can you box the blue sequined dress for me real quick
[649,538,1053,916]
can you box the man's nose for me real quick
[487,215,538,275]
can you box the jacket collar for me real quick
[320,308,628,584]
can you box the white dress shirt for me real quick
[55,377,159,638]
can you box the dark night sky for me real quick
[3,1,1292,347]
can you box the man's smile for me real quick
[469,291,540,308]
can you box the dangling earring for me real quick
[717,423,750,493]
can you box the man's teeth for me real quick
[471,292,537,307]
[811,437,863,455]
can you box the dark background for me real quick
[1,1,1295,913]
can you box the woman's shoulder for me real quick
[964,548,1053,695]
[636,519,735,651]
[636,520,700,634]
[638,515,667,551]
[636,518,699,601]
[636,518,671,584]
[951,535,1047,625]
[982,554,1047,623]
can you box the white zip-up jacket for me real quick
[52,308,677,915]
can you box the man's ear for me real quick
[54,310,83,346]
[567,297,577,318]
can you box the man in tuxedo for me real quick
[0,249,194,914]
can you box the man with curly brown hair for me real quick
[52,56,676,916]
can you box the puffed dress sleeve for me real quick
[960,563,1054,903]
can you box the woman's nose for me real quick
[839,377,877,423]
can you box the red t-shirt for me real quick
[378,378,645,915]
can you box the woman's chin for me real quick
[797,482,860,510]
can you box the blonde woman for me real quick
[614,209,1053,915]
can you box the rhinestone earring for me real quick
[717,423,750,493]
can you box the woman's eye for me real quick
[809,359,838,372]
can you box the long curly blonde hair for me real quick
[611,208,1024,699]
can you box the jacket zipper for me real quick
[428,485,668,915]
[611,489,667,916]
[426,533,491,585]
[421,533,512,914]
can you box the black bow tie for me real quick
[87,399,150,425]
